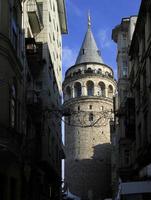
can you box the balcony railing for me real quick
[64,69,114,84]
[27,0,43,34]
[25,38,43,78]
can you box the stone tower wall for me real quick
[63,63,116,200]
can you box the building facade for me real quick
[111,16,137,197]
[0,0,25,199]
[63,18,116,200]
[0,0,67,199]
[112,0,151,199]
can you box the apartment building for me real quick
[23,0,67,199]
[0,0,25,199]
[0,0,67,199]
[112,16,137,186]
[112,0,151,199]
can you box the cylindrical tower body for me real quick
[63,21,116,200]
[63,63,116,200]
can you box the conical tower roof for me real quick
[75,14,104,65]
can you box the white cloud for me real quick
[97,29,112,49]
[66,0,82,17]
[62,46,78,75]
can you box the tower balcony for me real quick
[63,69,114,85]
[25,38,44,78]
[0,125,22,160]
[27,0,43,35]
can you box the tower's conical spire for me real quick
[75,13,104,65]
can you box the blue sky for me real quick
[62,0,141,79]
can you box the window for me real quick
[97,50,100,56]
[37,2,43,23]
[89,105,92,110]
[78,106,80,111]
[122,33,127,47]
[100,106,104,111]
[10,84,16,128]
[108,85,113,98]
[122,61,127,77]
[97,68,102,74]
[49,13,51,22]
[66,86,71,100]
[53,3,55,11]
[89,113,93,122]
[87,81,94,96]
[98,82,105,96]
[74,82,82,97]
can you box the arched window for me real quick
[97,68,102,74]
[86,81,94,96]
[105,71,109,77]
[89,113,93,122]
[66,86,71,100]
[74,82,82,97]
[98,82,105,97]
[108,85,113,98]
[89,105,92,110]
[10,84,17,128]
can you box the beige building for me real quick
[23,0,67,199]
[111,16,137,197]
[0,0,67,199]
[112,0,151,199]
[63,18,116,200]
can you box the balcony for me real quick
[64,69,114,85]
[27,0,43,35]
[0,125,22,160]
[25,38,43,78]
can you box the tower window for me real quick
[89,105,92,109]
[74,82,82,97]
[78,106,80,111]
[82,49,85,54]
[87,80,94,96]
[89,113,93,122]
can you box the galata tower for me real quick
[63,16,116,200]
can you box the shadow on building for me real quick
[65,143,112,200]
